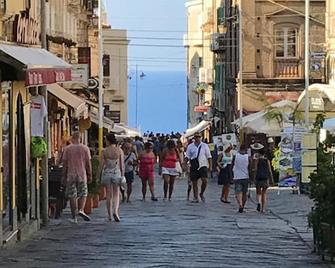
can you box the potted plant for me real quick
[308,114,335,261]
[89,155,101,209]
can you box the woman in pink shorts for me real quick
[138,142,158,201]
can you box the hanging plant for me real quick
[196,83,207,95]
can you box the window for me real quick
[103,54,110,77]
[275,26,298,58]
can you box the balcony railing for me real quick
[274,58,302,78]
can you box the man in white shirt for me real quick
[186,132,212,202]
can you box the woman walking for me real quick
[122,142,137,202]
[138,142,158,201]
[253,149,273,213]
[217,144,233,203]
[100,133,125,222]
[160,140,180,201]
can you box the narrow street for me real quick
[0,173,327,268]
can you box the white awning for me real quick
[89,110,116,132]
[183,120,211,138]
[47,83,87,118]
[0,44,72,86]
[114,124,141,137]
[0,44,71,69]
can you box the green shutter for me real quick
[217,6,225,26]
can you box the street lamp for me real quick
[128,65,146,128]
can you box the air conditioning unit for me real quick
[199,68,207,83]
[199,68,213,84]
[206,68,213,84]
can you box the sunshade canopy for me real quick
[0,44,71,86]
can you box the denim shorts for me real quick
[125,171,134,184]
[234,179,249,194]
[66,181,88,198]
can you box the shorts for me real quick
[234,179,249,194]
[255,180,269,189]
[161,167,178,176]
[66,181,88,199]
[102,168,122,185]
[125,171,134,184]
[190,167,208,182]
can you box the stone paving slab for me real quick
[0,176,330,268]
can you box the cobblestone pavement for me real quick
[0,174,329,268]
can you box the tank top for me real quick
[162,151,177,168]
[220,153,233,168]
[139,154,155,172]
[233,152,249,180]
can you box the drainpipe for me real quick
[40,0,49,227]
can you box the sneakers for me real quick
[238,207,244,213]
[256,203,261,212]
[191,199,199,203]
[151,197,158,201]
[68,218,78,224]
[78,211,91,221]
[199,193,205,202]
[113,213,120,222]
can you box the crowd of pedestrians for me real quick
[60,130,274,223]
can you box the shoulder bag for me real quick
[190,145,202,171]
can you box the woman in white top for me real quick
[99,133,125,222]
[232,144,250,213]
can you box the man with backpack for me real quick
[253,148,274,213]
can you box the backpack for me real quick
[256,158,269,181]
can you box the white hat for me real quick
[250,142,264,150]
[267,137,274,143]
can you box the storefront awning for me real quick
[0,44,71,86]
[47,84,87,118]
[89,110,116,132]
[183,120,211,138]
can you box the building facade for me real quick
[185,0,215,128]
[211,0,326,133]
[326,0,335,84]
[103,28,129,124]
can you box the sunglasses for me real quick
[194,136,201,138]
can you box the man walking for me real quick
[186,132,212,202]
[232,144,250,213]
[62,131,92,223]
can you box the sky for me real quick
[106,0,187,72]
[106,0,188,133]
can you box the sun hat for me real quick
[250,142,264,150]
[267,137,274,143]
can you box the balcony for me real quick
[210,33,225,53]
[274,59,302,78]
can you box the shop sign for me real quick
[105,110,121,123]
[194,105,209,113]
[310,95,324,111]
[14,10,40,45]
[71,64,89,85]
[26,69,72,86]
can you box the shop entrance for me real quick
[15,94,27,223]
[2,84,11,232]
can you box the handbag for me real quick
[176,161,183,175]
[190,145,202,171]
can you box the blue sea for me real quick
[127,71,187,134]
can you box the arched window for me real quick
[275,25,299,58]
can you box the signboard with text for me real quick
[26,69,72,86]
